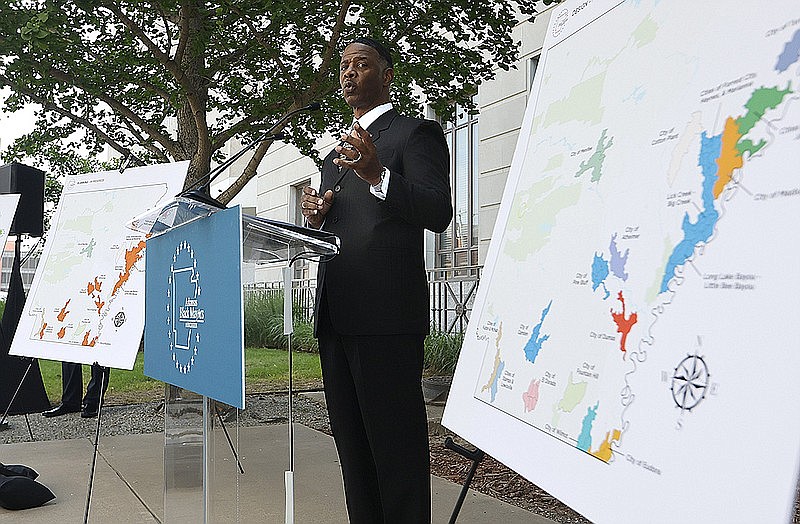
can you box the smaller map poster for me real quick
[144,206,244,409]
[0,193,20,249]
[10,162,187,369]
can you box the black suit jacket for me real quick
[314,109,452,336]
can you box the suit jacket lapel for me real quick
[366,108,397,145]
[332,108,398,188]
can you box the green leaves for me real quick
[1,0,551,197]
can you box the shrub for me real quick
[423,331,464,376]
[244,291,317,352]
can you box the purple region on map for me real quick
[609,233,629,281]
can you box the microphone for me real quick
[181,102,323,207]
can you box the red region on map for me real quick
[610,291,637,356]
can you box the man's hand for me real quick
[301,186,334,229]
[334,122,383,185]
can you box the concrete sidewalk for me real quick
[1,422,555,523]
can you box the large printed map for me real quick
[10,163,186,369]
[443,1,800,522]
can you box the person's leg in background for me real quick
[81,364,109,418]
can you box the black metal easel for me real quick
[83,364,106,524]
[445,436,486,524]
[0,236,50,434]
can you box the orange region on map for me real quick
[57,327,66,339]
[610,291,637,355]
[38,323,47,339]
[87,276,103,295]
[57,299,71,322]
[480,322,504,394]
[82,331,98,347]
[112,240,146,296]
[590,428,622,462]
[94,297,105,315]
[712,117,744,198]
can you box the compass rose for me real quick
[670,353,710,412]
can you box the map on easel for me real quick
[10,162,187,369]
[443,1,800,522]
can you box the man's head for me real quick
[340,38,394,118]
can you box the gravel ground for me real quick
[3,393,798,524]
[0,393,331,444]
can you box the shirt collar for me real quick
[355,103,393,130]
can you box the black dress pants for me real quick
[318,304,430,524]
[61,362,109,409]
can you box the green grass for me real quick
[38,348,322,405]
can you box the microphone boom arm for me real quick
[182,102,322,197]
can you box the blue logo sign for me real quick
[145,206,244,408]
[167,240,204,374]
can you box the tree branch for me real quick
[210,99,290,151]
[156,3,175,52]
[215,102,309,205]
[216,0,353,205]
[305,0,351,98]
[42,63,182,157]
[227,4,292,87]
[118,116,171,163]
[99,1,197,98]
[0,72,145,161]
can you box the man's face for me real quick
[339,43,393,117]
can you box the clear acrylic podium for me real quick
[132,196,338,523]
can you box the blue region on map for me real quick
[609,233,630,281]
[576,402,598,452]
[490,361,505,402]
[776,29,800,73]
[660,131,722,293]
[523,300,553,364]
[591,253,611,299]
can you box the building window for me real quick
[529,55,540,89]
[437,102,479,273]
[291,180,311,280]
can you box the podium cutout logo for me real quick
[167,240,204,374]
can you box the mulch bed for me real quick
[429,432,800,524]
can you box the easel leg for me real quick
[0,359,34,429]
[214,405,245,474]
[83,365,106,524]
[24,414,33,441]
[445,436,485,524]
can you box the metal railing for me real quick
[427,265,481,334]
[244,279,317,322]
[244,265,482,334]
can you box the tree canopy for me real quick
[0,0,555,203]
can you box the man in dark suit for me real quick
[41,362,109,418]
[302,37,452,523]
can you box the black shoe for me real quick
[81,406,98,418]
[42,405,81,418]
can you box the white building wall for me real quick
[476,8,553,262]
